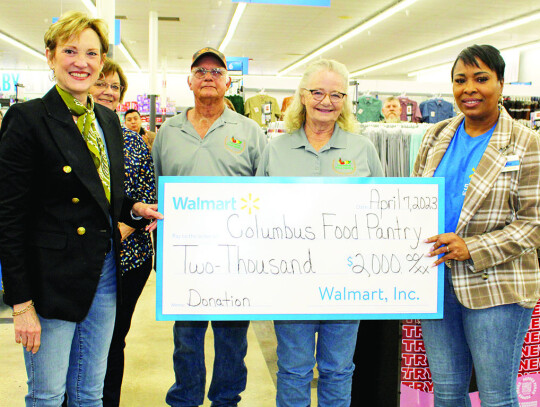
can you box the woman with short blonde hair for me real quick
[0,11,160,406]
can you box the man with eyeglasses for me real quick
[152,47,266,407]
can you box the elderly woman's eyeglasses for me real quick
[303,88,347,103]
[191,67,227,79]
[94,81,124,93]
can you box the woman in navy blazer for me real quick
[0,11,160,406]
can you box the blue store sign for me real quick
[226,57,250,74]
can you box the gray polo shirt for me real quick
[256,124,383,177]
[152,107,266,177]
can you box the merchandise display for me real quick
[419,97,455,123]
[360,122,429,176]
[503,96,540,120]
[281,95,293,113]
[244,93,281,127]
[398,95,422,123]
[531,110,540,131]
[1,3,540,406]
[225,94,245,114]
[356,94,384,122]
[266,120,286,140]
[400,304,540,404]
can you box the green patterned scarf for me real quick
[56,85,111,203]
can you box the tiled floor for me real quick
[0,273,318,406]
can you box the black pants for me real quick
[102,257,152,407]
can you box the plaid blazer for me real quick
[412,108,540,309]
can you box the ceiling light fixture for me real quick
[351,10,540,77]
[118,42,142,73]
[407,39,540,78]
[219,2,247,53]
[0,31,46,62]
[80,0,97,17]
[503,39,540,53]
[277,0,419,76]
[80,0,140,72]
[407,63,452,78]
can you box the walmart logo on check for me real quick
[172,194,260,212]
[173,196,238,211]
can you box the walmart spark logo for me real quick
[240,193,260,214]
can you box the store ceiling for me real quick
[1,0,540,80]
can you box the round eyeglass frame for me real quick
[302,88,347,103]
[94,81,124,93]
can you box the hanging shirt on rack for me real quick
[419,98,455,123]
[398,97,422,123]
[360,122,430,177]
[281,96,294,114]
[356,96,384,123]
[244,94,281,127]
[225,95,245,115]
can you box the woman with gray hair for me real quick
[257,59,383,406]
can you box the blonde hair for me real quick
[102,58,128,102]
[384,96,400,105]
[284,59,357,133]
[44,11,109,57]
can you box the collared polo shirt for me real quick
[244,94,281,127]
[152,107,267,177]
[256,124,384,177]
[419,98,455,123]
[399,97,422,123]
[356,96,384,123]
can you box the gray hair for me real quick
[283,59,357,133]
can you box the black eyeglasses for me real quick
[303,88,347,103]
[94,81,124,93]
[191,67,227,79]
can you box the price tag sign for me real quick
[156,177,445,321]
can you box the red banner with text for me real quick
[400,300,540,406]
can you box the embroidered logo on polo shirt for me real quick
[332,158,356,175]
[224,135,246,154]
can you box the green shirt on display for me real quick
[356,96,384,123]
[225,95,245,115]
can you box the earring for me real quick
[498,95,504,111]
[453,98,461,115]
[49,68,56,82]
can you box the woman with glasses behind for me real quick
[0,12,161,406]
[89,58,156,407]
[257,59,383,407]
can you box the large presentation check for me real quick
[156,177,444,321]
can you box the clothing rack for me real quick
[359,122,431,177]
[360,122,431,129]
[243,87,296,93]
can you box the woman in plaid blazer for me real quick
[413,44,540,406]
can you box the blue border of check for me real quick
[156,176,445,321]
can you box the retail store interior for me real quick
[1,0,540,406]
